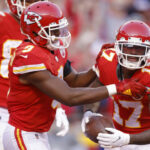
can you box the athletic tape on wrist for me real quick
[106,84,117,96]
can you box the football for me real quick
[84,115,113,143]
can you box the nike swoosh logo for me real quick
[113,136,121,143]
[20,55,28,58]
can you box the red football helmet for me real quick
[115,20,150,69]
[6,0,48,18]
[21,1,71,50]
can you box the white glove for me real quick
[97,128,130,148]
[55,107,69,136]
[81,111,103,133]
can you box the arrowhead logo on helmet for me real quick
[24,12,42,25]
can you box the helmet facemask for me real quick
[9,0,26,18]
[115,37,150,70]
[37,17,71,50]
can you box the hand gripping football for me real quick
[84,115,113,143]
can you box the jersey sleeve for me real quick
[94,43,114,78]
[94,48,118,85]
[0,12,7,25]
[92,64,100,78]
[12,51,47,75]
[96,43,115,63]
[93,48,102,78]
[141,68,150,95]
[131,67,150,95]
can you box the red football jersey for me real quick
[95,48,150,134]
[0,12,25,108]
[8,42,68,132]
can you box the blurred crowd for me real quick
[0,0,150,150]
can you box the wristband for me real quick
[106,84,117,96]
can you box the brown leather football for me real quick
[84,115,113,143]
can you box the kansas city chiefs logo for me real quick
[24,12,42,24]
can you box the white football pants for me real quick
[105,144,150,150]
[3,124,51,150]
[0,107,9,150]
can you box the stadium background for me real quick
[0,0,150,149]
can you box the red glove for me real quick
[116,79,147,99]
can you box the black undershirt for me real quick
[64,60,72,78]
[116,64,123,81]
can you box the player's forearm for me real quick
[21,70,116,107]
[47,78,113,106]
[130,129,150,144]
[63,86,109,106]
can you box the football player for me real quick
[83,20,150,150]
[0,1,27,150]
[0,0,64,150]
[2,2,147,150]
